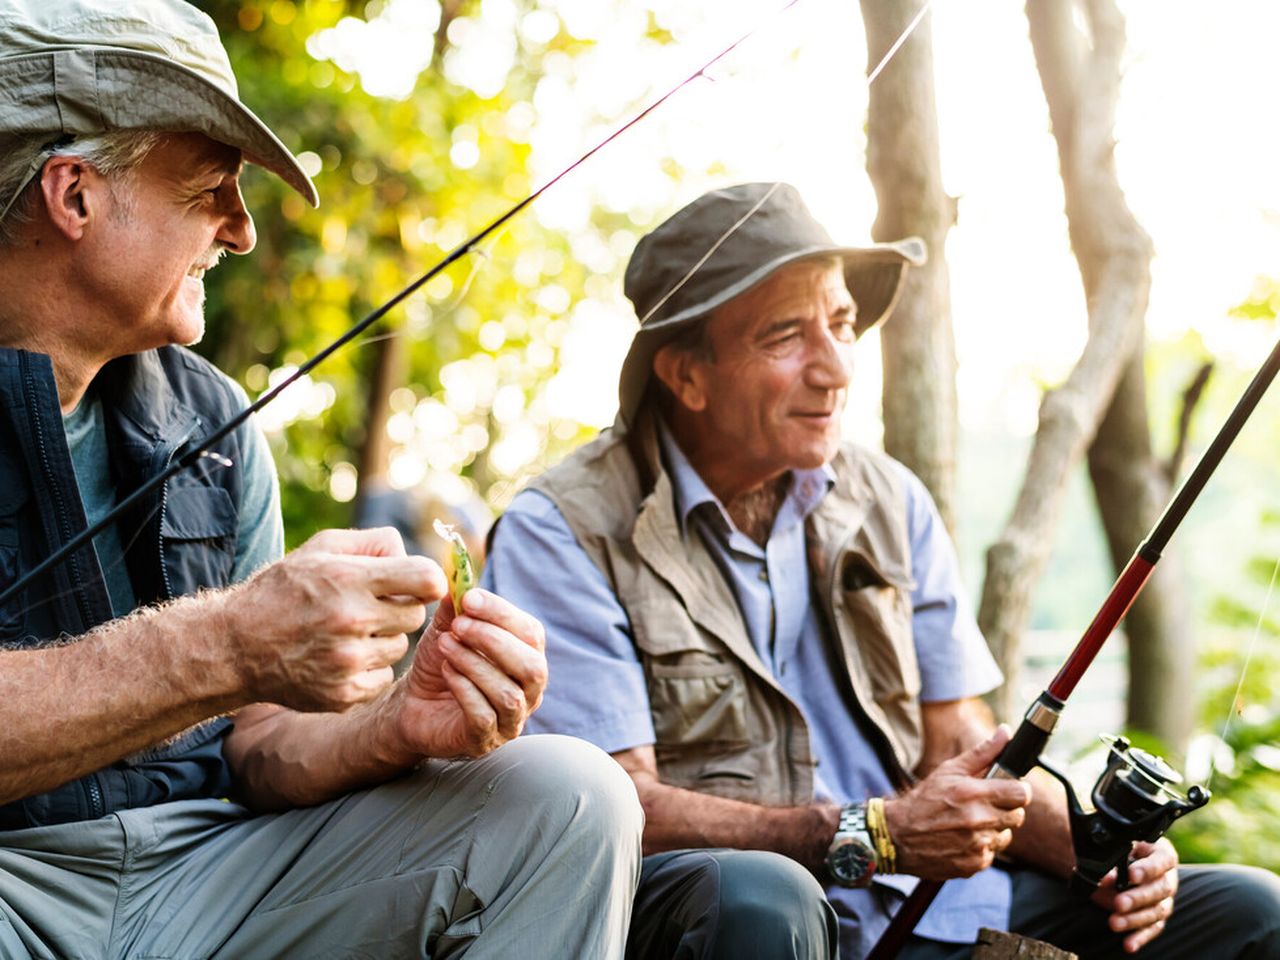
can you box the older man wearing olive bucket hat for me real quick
[0,1,645,958]
[484,181,1006,958]
[484,182,1280,960]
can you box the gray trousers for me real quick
[628,851,1280,960]
[0,735,643,959]
[628,849,838,960]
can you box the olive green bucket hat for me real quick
[619,181,926,425]
[0,0,318,223]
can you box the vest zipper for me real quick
[85,772,104,819]
[21,354,94,629]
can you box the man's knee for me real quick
[485,735,643,846]
[1185,864,1280,947]
[715,850,830,929]
[635,849,835,960]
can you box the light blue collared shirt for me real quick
[484,424,1008,955]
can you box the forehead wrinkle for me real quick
[710,260,852,347]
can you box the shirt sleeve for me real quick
[221,374,285,580]
[481,489,656,753]
[892,462,1003,702]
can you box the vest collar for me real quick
[97,350,201,446]
[628,409,786,695]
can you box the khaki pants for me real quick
[0,735,642,959]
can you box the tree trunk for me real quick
[980,0,1153,722]
[860,0,959,534]
[1088,354,1194,757]
[974,929,1077,960]
[356,334,406,488]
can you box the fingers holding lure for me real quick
[434,518,476,615]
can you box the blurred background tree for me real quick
[194,0,653,548]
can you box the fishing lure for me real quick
[433,518,475,614]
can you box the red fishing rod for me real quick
[868,332,1280,960]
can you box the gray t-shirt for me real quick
[62,376,283,616]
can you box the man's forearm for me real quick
[1007,768,1075,878]
[0,593,244,806]
[223,694,419,812]
[627,770,839,871]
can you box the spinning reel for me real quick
[1037,734,1210,895]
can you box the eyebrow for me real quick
[192,150,245,181]
[757,318,803,339]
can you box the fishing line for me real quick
[1208,550,1280,790]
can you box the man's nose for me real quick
[807,329,854,389]
[217,184,257,255]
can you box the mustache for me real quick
[192,245,226,272]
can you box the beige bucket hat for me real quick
[0,0,318,222]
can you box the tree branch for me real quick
[1166,360,1214,482]
[980,0,1152,721]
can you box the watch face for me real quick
[828,835,877,887]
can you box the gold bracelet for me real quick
[866,797,897,874]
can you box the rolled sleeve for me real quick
[894,464,1003,702]
[481,490,655,753]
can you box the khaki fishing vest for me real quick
[529,412,923,806]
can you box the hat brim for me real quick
[618,237,926,425]
[0,48,317,206]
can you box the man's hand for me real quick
[388,588,548,759]
[220,527,444,713]
[884,725,1032,880]
[1091,838,1179,953]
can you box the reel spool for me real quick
[1037,735,1210,895]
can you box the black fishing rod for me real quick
[868,332,1280,959]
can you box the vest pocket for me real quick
[160,485,238,589]
[0,529,23,642]
[648,666,750,747]
[839,552,920,702]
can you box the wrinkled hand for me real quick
[390,588,547,759]
[223,527,443,712]
[884,725,1032,880]
[1091,838,1179,953]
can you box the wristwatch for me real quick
[825,802,878,887]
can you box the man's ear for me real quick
[653,342,709,413]
[38,154,98,241]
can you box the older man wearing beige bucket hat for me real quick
[0,2,642,957]
[483,182,1280,959]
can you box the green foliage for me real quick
[191,0,639,547]
[1227,277,1280,323]
[1166,512,1280,870]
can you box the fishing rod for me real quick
[867,332,1280,959]
[0,0,802,612]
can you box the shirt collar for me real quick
[655,416,836,540]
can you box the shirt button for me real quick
[758,568,769,582]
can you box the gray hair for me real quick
[0,130,161,245]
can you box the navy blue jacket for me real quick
[0,346,247,829]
